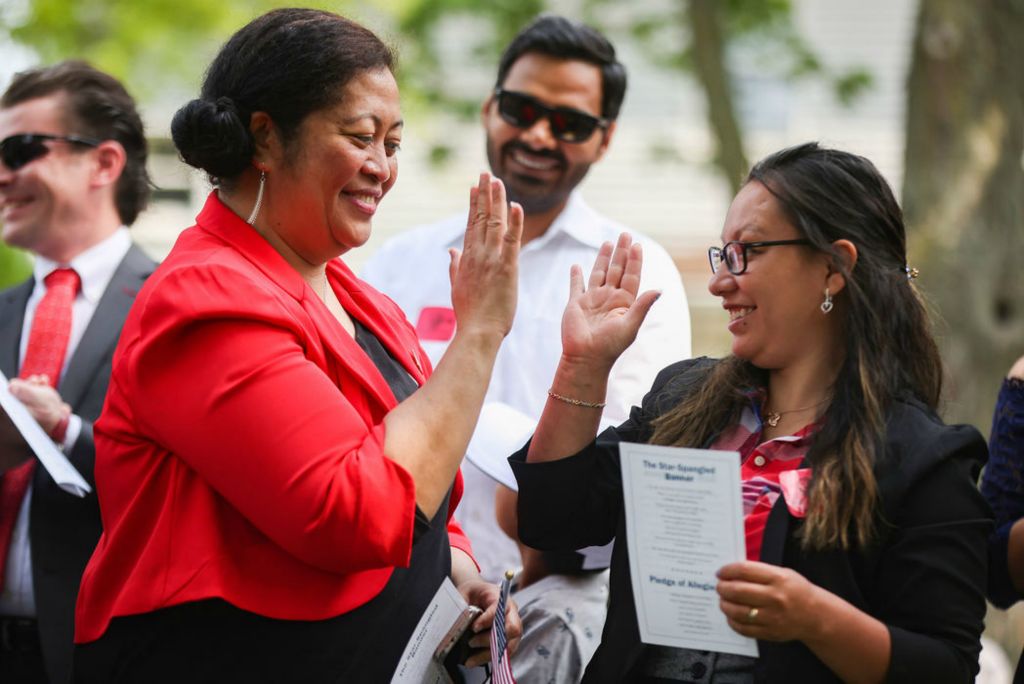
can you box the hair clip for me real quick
[904,266,919,280]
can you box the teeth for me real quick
[511,149,558,171]
[729,307,753,321]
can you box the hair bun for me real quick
[171,96,254,179]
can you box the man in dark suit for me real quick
[0,61,155,683]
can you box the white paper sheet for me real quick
[391,578,467,683]
[619,441,757,657]
[0,371,91,497]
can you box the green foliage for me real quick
[1,0,354,99]
[0,0,871,180]
[391,0,546,123]
[0,0,544,133]
[834,68,873,106]
[584,0,871,105]
[0,243,32,288]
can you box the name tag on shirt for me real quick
[416,307,456,342]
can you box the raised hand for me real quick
[448,172,524,341]
[560,232,661,371]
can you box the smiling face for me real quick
[483,53,614,216]
[710,181,843,371]
[0,94,102,260]
[258,67,402,263]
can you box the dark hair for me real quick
[2,60,150,226]
[172,8,394,184]
[650,142,942,551]
[496,15,627,120]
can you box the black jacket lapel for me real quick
[0,278,32,379]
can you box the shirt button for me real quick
[690,661,708,679]
[753,455,766,467]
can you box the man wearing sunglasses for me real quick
[364,14,690,682]
[0,61,155,683]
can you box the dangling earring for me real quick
[820,287,833,314]
[247,169,266,225]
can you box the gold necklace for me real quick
[764,396,831,428]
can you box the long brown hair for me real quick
[651,143,942,550]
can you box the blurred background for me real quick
[1,0,1022,678]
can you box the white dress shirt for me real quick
[363,193,691,580]
[0,227,132,616]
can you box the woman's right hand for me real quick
[448,172,523,341]
[560,232,662,372]
[383,173,522,517]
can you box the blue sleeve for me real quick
[980,378,1024,607]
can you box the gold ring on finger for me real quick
[746,607,759,623]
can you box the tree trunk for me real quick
[688,0,749,193]
[903,0,1024,431]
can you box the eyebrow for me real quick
[721,224,765,242]
[340,114,403,131]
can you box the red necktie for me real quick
[0,267,80,589]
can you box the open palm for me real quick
[561,233,661,369]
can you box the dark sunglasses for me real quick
[493,89,609,143]
[0,133,102,171]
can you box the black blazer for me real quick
[512,357,991,683]
[0,244,155,684]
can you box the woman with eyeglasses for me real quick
[510,142,990,683]
[72,9,521,682]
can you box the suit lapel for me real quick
[193,192,424,414]
[760,495,792,566]
[305,279,401,413]
[0,279,32,379]
[325,260,429,407]
[60,244,155,407]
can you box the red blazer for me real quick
[76,193,474,643]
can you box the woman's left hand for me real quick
[456,578,522,668]
[716,561,825,642]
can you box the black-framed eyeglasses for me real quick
[0,133,102,171]
[708,239,812,275]
[493,88,610,143]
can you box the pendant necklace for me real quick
[764,396,831,428]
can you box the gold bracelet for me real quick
[547,388,606,409]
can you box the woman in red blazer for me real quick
[74,9,522,682]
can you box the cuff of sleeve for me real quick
[508,438,582,502]
[886,625,976,684]
[448,534,479,573]
[988,523,1021,608]
[508,441,591,549]
[60,414,82,455]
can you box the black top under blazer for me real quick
[511,357,992,683]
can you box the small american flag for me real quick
[488,570,516,684]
